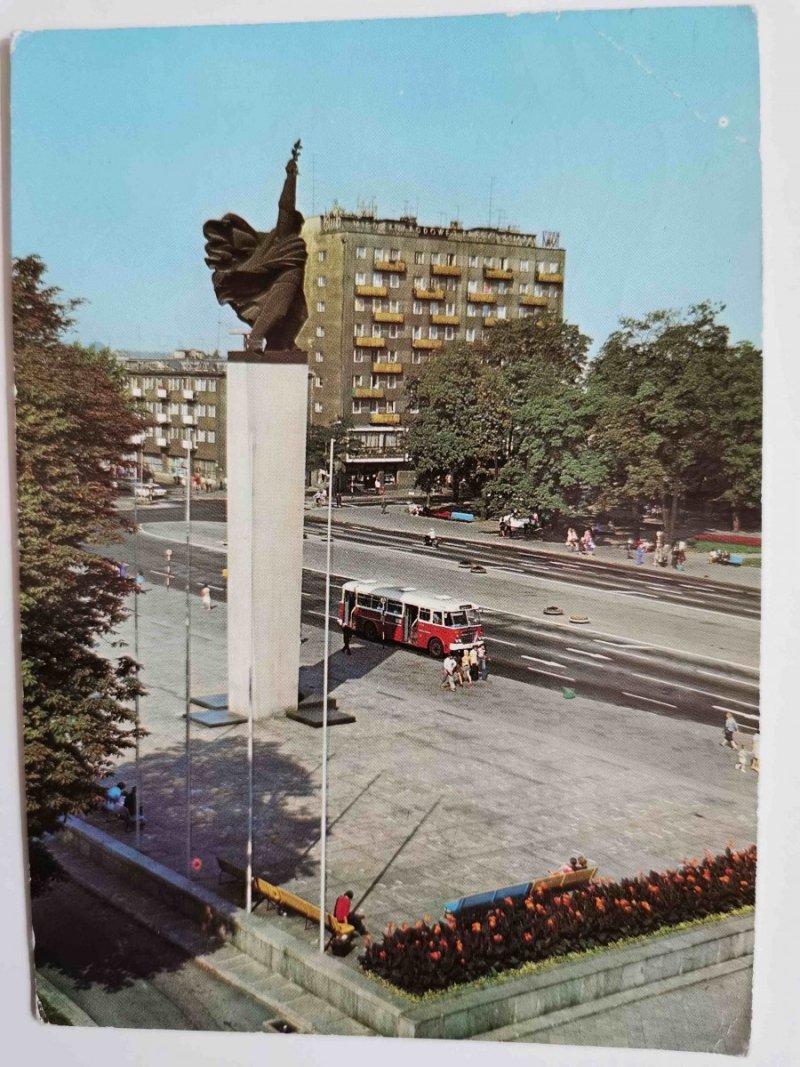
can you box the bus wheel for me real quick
[362,621,379,642]
[427,637,445,658]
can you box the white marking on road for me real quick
[712,705,760,722]
[621,692,678,709]
[595,640,655,651]
[628,671,759,707]
[527,667,576,682]
[695,668,760,688]
[488,636,519,647]
[306,610,333,619]
[565,647,612,660]
[522,654,567,669]
[619,590,659,599]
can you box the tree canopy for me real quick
[14,255,147,890]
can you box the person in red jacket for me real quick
[333,890,367,935]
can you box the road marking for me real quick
[712,705,760,722]
[695,668,760,688]
[565,647,612,660]
[621,692,678,709]
[628,671,760,707]
[488,636,519,647]
[306,610,334,619]
[521,655,567,669]
[618,590,659,599]
[595,640,655,651]
[527,667,576,682]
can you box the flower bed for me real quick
[360,846,756,995]
[693,532,761,547]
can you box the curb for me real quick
[35,973,98,1028]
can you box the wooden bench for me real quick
[530,867,598,894]
[252,876,355,940]
[444,867,598,917]
[215,857,265,906]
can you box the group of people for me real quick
[104,781,144,825]
[626,532,688,569]
[441,644,489,690]
[551,855,591,875]
[499,511,542,539]
[565,527,595,555]
[721,712,760,774]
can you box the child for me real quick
[721,711,739,749]
[736,746,748,773]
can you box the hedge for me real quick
[359,846,756,995]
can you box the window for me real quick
[467,304,477,317]
[389,299,400,313]
[169,401,180,415]
[414,250,424,264]
[413,300,423,315]
[207,431,216,444]
[143,377,155,389]
[355,272,367,286]
[519,283,530,295]
[355,323,367,337]
[387,376,397,389]
[467,279,478,293]
[430,251,441,265]
[374,248,385,262]
[317,300,326,313]
[446,278,457,291]
[520,259,529,272]
[430,301,439,315]
[446,252,457,266]
[481,305,491,318]
[386,401,397,413]
[500,257,509,270]
[354,297,366,312]
[196,429,207,443]
[466,327,476,342]
[389,274,400,289]
[356,245,367,259]
[413,276,424,289]
[168,378,180,390]
[497,306,507,320]
[372,299,384,313]
[484,257,495,268]
[207,380,217,393]
[444,326,455,340]
[446,302,456,316]
[352,374,364,387]
[469,255,478,267]
[195,379,207,391]
[315,351,324,362]
[412,325,423,340]
[317,275,327,287]
[196,403,207,417]
[353,349,365,362]
[388,325,400,338]
[206,404,217,417]
[411,351,422,364]
[372,324,384,338]
[498,282,507,295]
[352,400,363,413]
[385,350,399,362]
[550,285,560,298]
[372,272,383,287]
[429,326,439,340]
[318,250,327,262]
[314,375,323,389]
[390,248,401,261]
[316,325,325,337]
[534,283,545,297]
[549,261,559,273]
[314,402,323,414]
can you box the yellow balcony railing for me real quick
[356,284,388,297]
[370,413,401,425]
[431,263,461,277]
[536,271,563,284]
[354,336,385,347]
[484,267,513,280]
[373,311,404,323]
[412,338,444,350]
[520,294,550,307]
[431,314,459,325]
[467,291,498,304]
[373,260,406,273]
[484,317,501,327]
[372,362,403,374]
[413,287,445,300]
[353,387,385,399]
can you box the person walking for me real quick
[635,540,646,565]
[201,583,212,611]
[721,711,739,749]
[469,645,479,683]
[477,642,489,681]
[460,648,473,688]
[380,492,388,514]
[565,527,579,551]
[342,622,353,655]
[750,730,760,772]
[441,653,458,691]
[581,529,595,556]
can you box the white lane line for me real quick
[565,647,612,661]
[306,610,333,619]
[301,592,315,599]
[695,668,760,688]
[522,654,568,669]
[712,705,760,722]
[487,636,519,646]
[620,590,659,599]
[628,671,760,707]
[595,640,655,651]
[621,692,678,709]
[527,667,576,682]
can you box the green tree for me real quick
[13,255,146,891]
[585,303,761,540]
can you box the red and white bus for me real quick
[338,580,484,658]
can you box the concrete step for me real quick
[47,835,376,1038]
[472,954,753,1042]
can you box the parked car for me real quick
[133,482,167,499]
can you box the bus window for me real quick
[445,610,468,627]
[386,600,403,616]
[431,611,443,625]
[466,607,481,625]
[418,607,431,622]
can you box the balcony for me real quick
[413,287,445,300]
[131,386,142,398]
[354,336,385,348]
[370,413,401,425]
[182,389,195,401]
[353,387,385,399]
[156,387,168,398]
[412,338,444,350]
[536,270,563,284]
[373,259,406,273]
[356,284,388,297]
[520,294,550,307]
[181,438,195,451]
[431,314,459,326]
[372,362,403,374]
[182,415,197,427]
[431,263,461,277]
[467,292,498,304]
[484,317,501,327]
[155,413,169,424]
[373,311,404,324]
[156,437,168,448]
[484,267,513,280]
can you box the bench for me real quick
[444,867,598,917]
[215,857,266,907]
[252,876,355,941]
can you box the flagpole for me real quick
[185,429,193,878]
[319,435,335,952]
[133,436,143,850]
[245,433,256,913]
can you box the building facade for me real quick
[123,352,227,484]
[297,206,565,480]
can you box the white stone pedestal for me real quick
[226,349,308,717]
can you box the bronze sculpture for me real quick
[203,141,308,351]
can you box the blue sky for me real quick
[11,7,761,355]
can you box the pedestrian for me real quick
[460,648,473,688]
[477,642,489,681]
[135,570,145,591]
[676,540,687,571]
[721,711,739,749]
[670,542,680,568]
[441,653,458,691]
[333,890,368,935]
[750,730,760,772]
[105,781,127,816]
[381,493,388,514]
[469,645,479,682]
[581,529,595,555]
[736,746,748,773]
[635,540,646,565]
[565,527,579,551]
[118,561,129,579]
[201,583,212,611]
[342,622,353,655]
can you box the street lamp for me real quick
[128,432,146,850]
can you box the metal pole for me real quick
[185,431,193,878]
[319,435,335,952]
[133,440,142,850]
[245,434,256,913]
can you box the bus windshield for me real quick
[445,610,468,627]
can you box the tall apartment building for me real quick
[297,205,565,481]
[123,351,227,484]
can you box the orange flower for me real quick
[596,899,606,912]
[504,896,513,907]
[546,918,555,929]
[694,886,702,894]
[641,901,652,912]
[471,922,481,933]
[492,933,503,943]
[525,899,534,910]
[429,951,441,961]
[574,910,583,920]
[523,931,533,942]
[720,875,730,884]
[740,880,749,888]
[455,940,464,952]
[488,916,497,928]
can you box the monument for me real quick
[202,142,309,717]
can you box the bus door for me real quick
[403,604,419,644]
[342,588,356,627]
